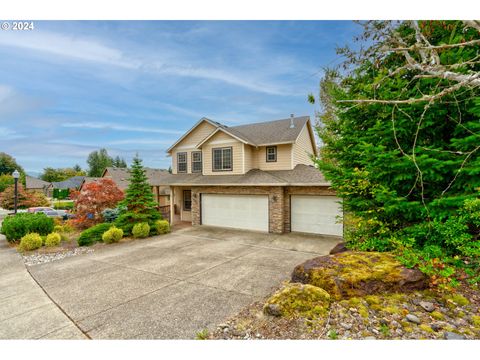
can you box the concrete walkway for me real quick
[0,234,88,339]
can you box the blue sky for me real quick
[0,21,360,174]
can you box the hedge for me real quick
[0,213,54,242]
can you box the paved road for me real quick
[0,233,87,339]
[2,226,339,339]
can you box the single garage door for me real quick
[291,195,343,236]
[201,194,269,232]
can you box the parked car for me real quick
[27,207,74,220]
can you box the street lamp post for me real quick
[12,170,20,215]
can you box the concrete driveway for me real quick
[27,226,340,339]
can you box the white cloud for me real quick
[61,121,184,135]
[0,31,138,69]
[0,30,294,95]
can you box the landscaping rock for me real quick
[406,314,421,324]
[291,251,428,300]
[330,242,348,255]
[430,323,442,332]
[419,301,435,312]
[263,283,331,318]
[340,322,353,330]
[264,304,282,317]
[444,332,466,340]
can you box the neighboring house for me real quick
[163,115,343,236]
[25,175,51,195]
[45,176,86,197]
[102,167,171,206]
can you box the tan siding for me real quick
[170,121,216,174]
[293,124,315,166]
[202,131,244,175]
[244,144,253,172]
[255,144,293,171]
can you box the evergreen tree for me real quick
[310,20,480,282]
[121,155,158,214]
[113,156,127,168]
[115,155,160,234]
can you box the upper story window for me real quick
[177,152,187,173]
[212,147,232,171]
[266,146,277,162]
[192,151,202,173]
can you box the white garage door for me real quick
[291,195,343,236]
[201,194,269,232]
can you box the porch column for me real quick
[170,186,175,224]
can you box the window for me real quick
[177,152,187,173]
[183,190,192,211]
[212,147,232,171]
[192,151,202,173]
[266,146,277,162]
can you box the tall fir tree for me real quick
[120,155,159,217]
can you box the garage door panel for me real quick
[291,195,343,236]
[201,194,269,232]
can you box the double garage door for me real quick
[201,193,343,236]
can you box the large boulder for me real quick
[291,251,428,300]
[263,283,331,318]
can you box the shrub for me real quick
[78,223,113,246]
[102,207,123,223]
[132,222,150,238]
[0,184,49,209]
[155,220,170,234]
[70,178,124,229]
[115,212,150,236]
[18,233,43,251]
[45,232,62,247]
[53,225,64,233]
[0,213,54,242]
[102,226,124,244]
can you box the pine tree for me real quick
[118,155,160,222]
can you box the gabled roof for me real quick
[25,175,50,189]
[167,115,316,153]
[166,117,221,153]
[102,167,171,192]
[51,176,86,190]
[196,116,312,149]
[227,116,310,146]
[159,164,329,187]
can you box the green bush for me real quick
[0,213,54,242]
[78,223,113,246]
[132,222,150,238]
[115,212,150,236]
[102,226,124,244]
[102,207,123,223]
[155,220,170,234]
[45,232,62,247]
[53,201,74,210]
[18,233,43,252]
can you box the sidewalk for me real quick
[0,234,88,339]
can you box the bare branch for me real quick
[464,20,480,32]
[337,73,480,105]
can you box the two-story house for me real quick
[163,115,343,237]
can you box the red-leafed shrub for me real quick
[0,184,49,209]
[71,178,124,229]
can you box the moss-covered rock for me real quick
[263,283,331,319]
[291,251,427,300]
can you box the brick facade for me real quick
[188,185,335,234]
